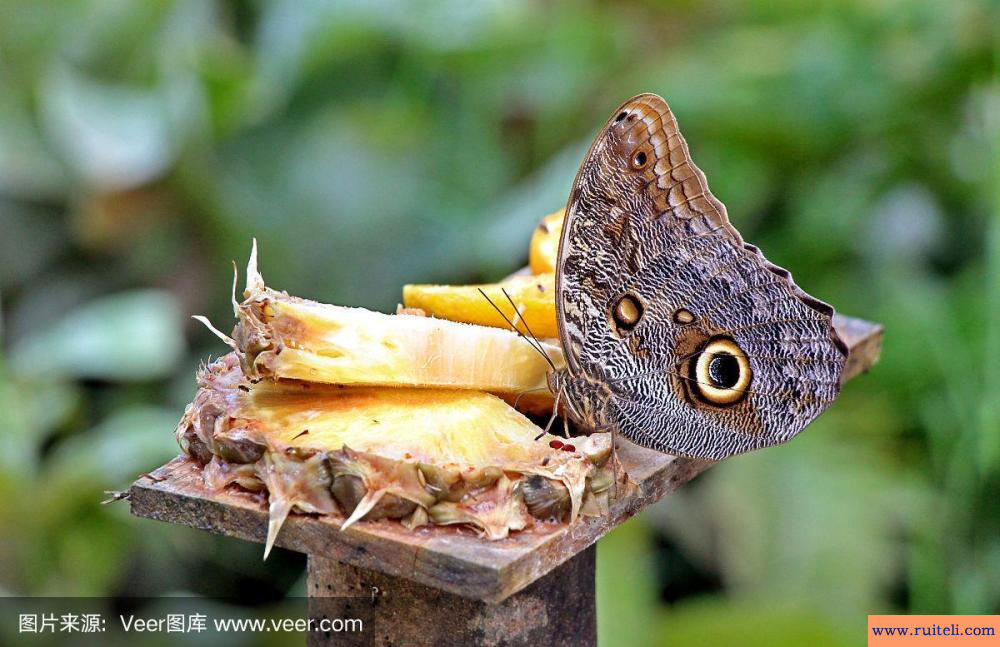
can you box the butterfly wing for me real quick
[555,93,847,459]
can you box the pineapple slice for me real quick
[400,209,567,338]
[402,273,558,339]
[528,209,565,275]
[176,354,617,555]
[201,243,563,398]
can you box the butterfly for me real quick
[547,93,848,460]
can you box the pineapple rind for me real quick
[427,475,529,540]
[174,354,616,552]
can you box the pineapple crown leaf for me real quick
[192,315,238,354]
[245,238,265,297]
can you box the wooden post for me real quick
[128,315,882,647]
[306,547,596,647]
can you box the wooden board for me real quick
[129,314,882,602]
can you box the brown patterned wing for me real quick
[554,93,847,459]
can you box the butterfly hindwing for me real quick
[555,94,847,459]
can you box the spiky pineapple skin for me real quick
[175,354,618,552]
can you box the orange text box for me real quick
[869,616,1000,646]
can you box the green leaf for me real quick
[40,64,202,190]
[45,405,180,486]
[10,290,185,382]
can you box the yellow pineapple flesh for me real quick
[400,210,569,338]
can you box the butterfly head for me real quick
[547,369,615,434]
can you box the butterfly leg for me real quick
[610,428,619,500]
[535,386,563,440]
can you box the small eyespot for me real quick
[610,294,643,334]
[631,150,649,169]
[687,337,752,406]
[615,111,628,122]
[672,308,695,324]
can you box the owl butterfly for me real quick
[548,93,847,460]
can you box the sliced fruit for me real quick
[175,354,618,555]
[199,243,563,398]
[529,209,565,275]
[402,273,558,339]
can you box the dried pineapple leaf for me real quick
[264,497,292,560]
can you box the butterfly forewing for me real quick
[555,93,847,459]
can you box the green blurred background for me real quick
[0,0,995,645]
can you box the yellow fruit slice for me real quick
[403,273,558,339]
[528,209,565,275]
[196,243,564,399]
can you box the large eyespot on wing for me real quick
[605,317,846,459]
[686,336,753,406]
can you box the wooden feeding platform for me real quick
[129,315,883,647]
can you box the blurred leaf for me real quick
[10,290,185,381]
[0,202,69,292]
[652,429,930,619]
[0,404,178,594]
[40,63,204,190]
[45,404,179,485]
[0,78,68,200]
[0,372,79,474]
[863,184,946,266]
[473,140,587,276]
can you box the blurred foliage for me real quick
[0,0,995,644]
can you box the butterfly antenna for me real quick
[477,288,564,444]
[476,289,557,371]
[514,386,550,410]
[476,288,528,341]
[493,289,550,363]
[500,287,556,371]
